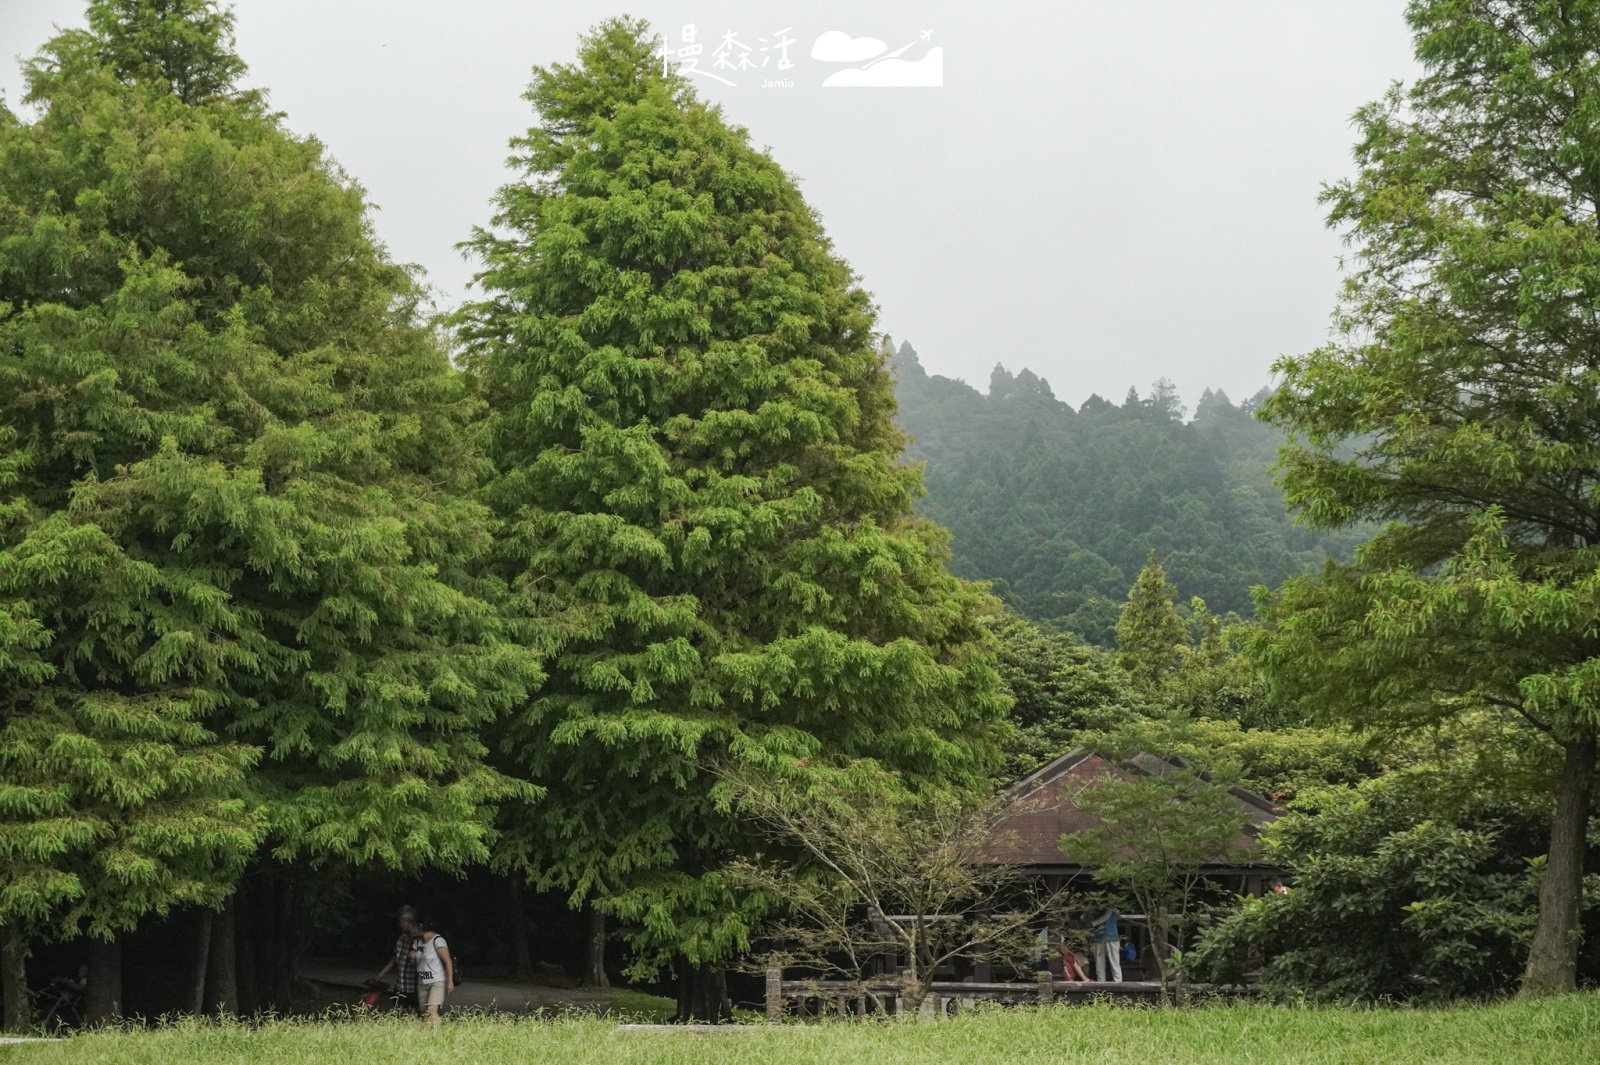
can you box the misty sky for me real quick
[1,1,1419,410]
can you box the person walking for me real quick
[1089,906,1123,982]
[374,906,422,1013]
[410,914,454,1028]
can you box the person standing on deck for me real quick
[1089,906,1123,982]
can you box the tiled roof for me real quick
[983,749,1281,871]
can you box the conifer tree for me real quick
[1116,551,1188,688]
[459,18,1007,1014]
[0,0,540,996]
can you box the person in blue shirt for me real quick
[1089,906,1122,982]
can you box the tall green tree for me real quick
[459,18,1008,1013]
[1259,0,1600,996]
[1115,551,1188,689]
[0,0,540,1000]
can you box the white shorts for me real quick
[420,981,446,1007]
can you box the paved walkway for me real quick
[299,961,620,1015]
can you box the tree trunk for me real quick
[252,869,280,1012]
[206,896,239,1016]
[580,905,608,989]
[673,959,729,1023]
[84,935,122,1025]
[1149,917,1171,996]
[190,910,214,1015]
[0,927,29,1034]
[895,950,929,1018]
[505,878,533,981]
[235,883,259,1015]
[1520,730,1597,997]
[272,876,293,1010]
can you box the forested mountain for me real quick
[890,340,1367,643]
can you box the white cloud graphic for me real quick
[823,47,944,87]
[811,31,887,63]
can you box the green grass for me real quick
[1,993,1597,1064]
[600,989,679,1022]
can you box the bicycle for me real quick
[32,975,85,1031]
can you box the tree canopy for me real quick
[457,17,1008,1009]
[1259,0,1600,997]
[0,0,540,957]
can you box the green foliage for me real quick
[891,343,1367,644]
[458,18,1008,972]
[86,0,246,104]
[1160,613,1298,731]
[1191,767,1544,1004]
[989,602,1353,788]
[0,0,540,939]
[987,612,1139,777]
[1115,552,1189,689]
[1257,0,1600,995]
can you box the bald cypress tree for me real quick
[0,0,540,1003]
[1259,0,1600,997]
[460,18,1007,1015]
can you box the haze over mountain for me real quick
[890,340,1366,644]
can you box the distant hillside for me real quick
[890,340,1365,644]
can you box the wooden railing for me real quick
[764,970,1250,1020]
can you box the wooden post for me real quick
[1035,970,1054,1005]
[765,968,782,1022]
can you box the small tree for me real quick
[1115,553,1188,690]
[725,763,1067,1017]
[1059,721,1256,994]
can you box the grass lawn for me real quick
[1,993,1596,1064]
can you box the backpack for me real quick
[1122,940,1137,963]
[438,934,461,987]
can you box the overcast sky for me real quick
[1,1,1418,410]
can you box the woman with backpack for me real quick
[408,914,454,1027]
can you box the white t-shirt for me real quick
[415,934,448,985]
